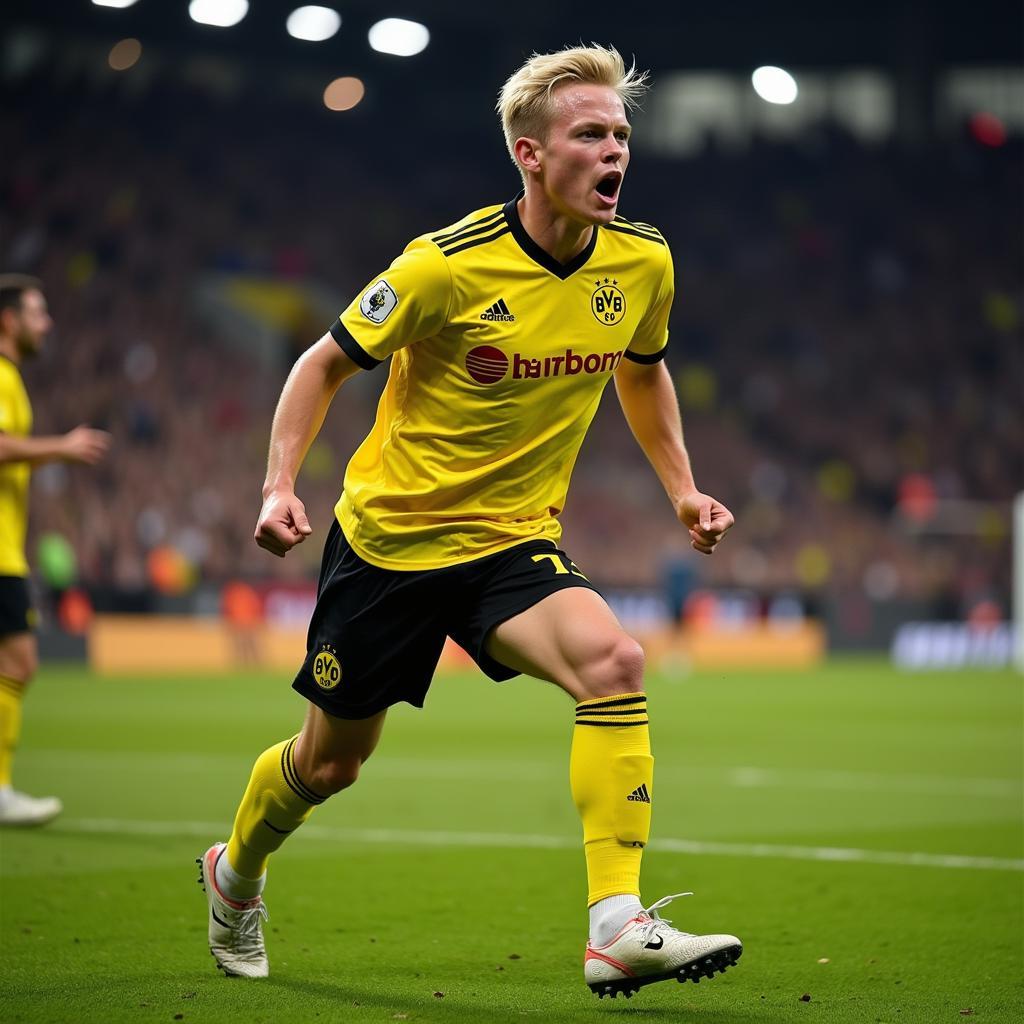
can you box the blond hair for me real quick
[497,44,649,168]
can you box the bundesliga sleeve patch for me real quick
[359,279,399,324]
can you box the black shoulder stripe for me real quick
[329,318,382,370]
[614,215,661,234]
[431,210,504,245]
[435,217,509,252]
[439,225,510,258]
[606,223,665,245]
[624,347,666,364]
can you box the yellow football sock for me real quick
[0,675,25,789]
[226,735,325,879]
[570,692,653,905]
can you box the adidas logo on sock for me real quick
[627,783,651,803]
[480,298,516,322]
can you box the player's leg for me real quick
[0,601,61,827]
[226,704,387,884]
[200,521,448,977]
[200,705,387,978]
[485,584,741,997]
[485,586,651,915]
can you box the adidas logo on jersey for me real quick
[627,784,651,803]
[480,298,516,322]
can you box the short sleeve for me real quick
[333,238,452,369]
[625,243,674,364]
[0,369,16,433]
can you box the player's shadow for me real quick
[268,975,769,1022]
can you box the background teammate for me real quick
[0,274,110,827]
[199,45,741,998]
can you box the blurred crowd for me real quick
[1,76,1020,626]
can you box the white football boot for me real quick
[197,843,269,978]
[0,789,62,827]
[585,893,742,998]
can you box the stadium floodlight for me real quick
[368,18,429,57]
[324,76,365,111]
[188,0,249,28]
[92,0,140,8]
[108,38,142,70]
[751,66,799,105]
[287,6,341,42]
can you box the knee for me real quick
[304,757,362,797]
[579,635,645,698]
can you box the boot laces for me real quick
[636,891,694,944]
[232,902,268,951]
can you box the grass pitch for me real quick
[1,659,1021,1023]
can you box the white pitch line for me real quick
[56,818,1024,873]
[30,749,1023,798]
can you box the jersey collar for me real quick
[502,194,599,280]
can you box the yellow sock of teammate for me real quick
[570,692,652,905]
[225,735,325,880]
[0,675,25,789]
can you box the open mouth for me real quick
[595,172,621,202]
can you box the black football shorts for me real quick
[0,576,34,637]
[292,520,599,719]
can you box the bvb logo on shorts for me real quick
[591,278,626,326]
[313,643,342,691]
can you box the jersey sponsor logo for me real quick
[313,643,342,691]
[465,345,510,384]
[512,348,623,379]
[464,345,624,385]
[480,298,516,322]
[359,279,398,324]
[591,278,626,326]
[627,783,651,803]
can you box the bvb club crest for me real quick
[591,278,626,326]
[313,643,342,691]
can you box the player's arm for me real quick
[254,335,362,558]
[256,238,451,557]
[613,358,734,555]
[0,426,109,466]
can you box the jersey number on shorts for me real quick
[531,552,589,580]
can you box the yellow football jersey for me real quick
[331,197,674,570]
[0,357,33,577]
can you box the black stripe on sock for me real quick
[575,706,648,717]
[576,695,647,711]
[285,739,325,805]
[575,719,649,727]
[576,713,649,723]
[280,737,326,805]
[0,676,25,696]
[262,818,294,835]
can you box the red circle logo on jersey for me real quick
[465,345,509,385]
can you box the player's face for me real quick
[537,83,631,226]
[14,289,52,357]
